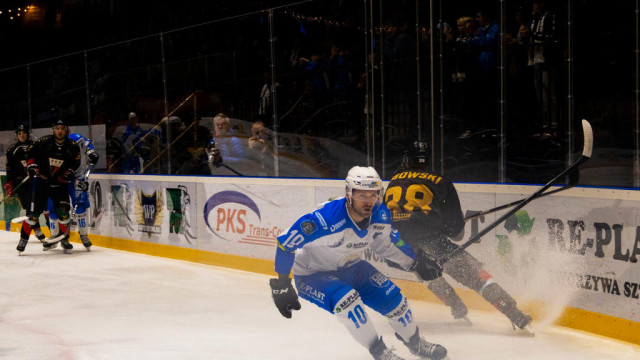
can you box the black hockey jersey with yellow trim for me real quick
[384,167,465,245]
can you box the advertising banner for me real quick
[199,183,314,257]
[12,173,636,325]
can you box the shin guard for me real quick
[76,212,89,236]
[480,281,529,327]
[427,277,468,319]
[333,289,379,349]
[385,293,417,342]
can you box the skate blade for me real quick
[454,315,473,326]
[512,323,535,336]
[43,243,59,251]
[522,324,535,336]
[63,249,72,254]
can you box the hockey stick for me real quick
[440,119,593,266]
[13,175,40,224]
[0,175,30,205]
[463,167,580,221]
[222,163,244,176]
[43,233,67,245]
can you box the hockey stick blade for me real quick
[44,234,66,245]
[464,120,591,222]
[441,119,593,265]
[11,216,28,224]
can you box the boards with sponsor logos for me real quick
[58,175,640,325]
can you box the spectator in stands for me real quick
[523,0,561,139]
[247,120,273,176]
[258,71,281,127]
[120,112,145,174]
[459,8,499,138]
[210,113,246,168]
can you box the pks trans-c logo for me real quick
[203,190,284,246]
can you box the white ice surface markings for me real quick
[0,230,639,360]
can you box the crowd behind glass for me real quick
[1,0,637,188]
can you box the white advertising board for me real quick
[3,172,638,325]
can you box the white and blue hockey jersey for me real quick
[275,197,416,276]
[69,133,95,179]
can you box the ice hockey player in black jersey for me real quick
[25,119,81,254]
[384,141,533,332]
[5,124,48,253]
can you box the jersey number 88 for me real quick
[385,184,434,213]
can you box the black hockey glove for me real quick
[269,277,301,319]
[411,249,443,281]
[27,162,40,178]
[58,169,75,184]
[87,149,100,165]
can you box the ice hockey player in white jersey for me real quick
[270,166,448,360]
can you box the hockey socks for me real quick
[427,277,468,319]
[479,281,531,329]
[332,289,379,349]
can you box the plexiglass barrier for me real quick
[0,0,637,188]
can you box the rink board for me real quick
[1,173,638,345]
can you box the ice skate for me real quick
[80,235,92,251]
[43,233,64,251]
[451,302,472,325]
[396,329,447,360]
[43,241,58,251]
[33,228,46,242]
[17,238,28,254]
[369,336,406,360]
[60,236,73,254]
[512,313,534,336]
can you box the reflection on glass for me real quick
[0,1,636,188]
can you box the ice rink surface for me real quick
[1,230,639,360]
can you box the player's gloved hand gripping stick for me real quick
[0,175,29,205]
[411,249,443,281]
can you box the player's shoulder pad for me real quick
[6,142,17,154]
[68,133,85,142]
[38,134,53,142]
[309,197,348,234]
[371,202,392,225]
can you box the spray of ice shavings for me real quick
[491,210,589,329]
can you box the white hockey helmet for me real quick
[345,166,382,199]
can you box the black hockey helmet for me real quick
[15,124,29,134]
[401,141,431,169]
[53,119,67,127]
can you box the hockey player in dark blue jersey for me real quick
[270,166,447,360]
